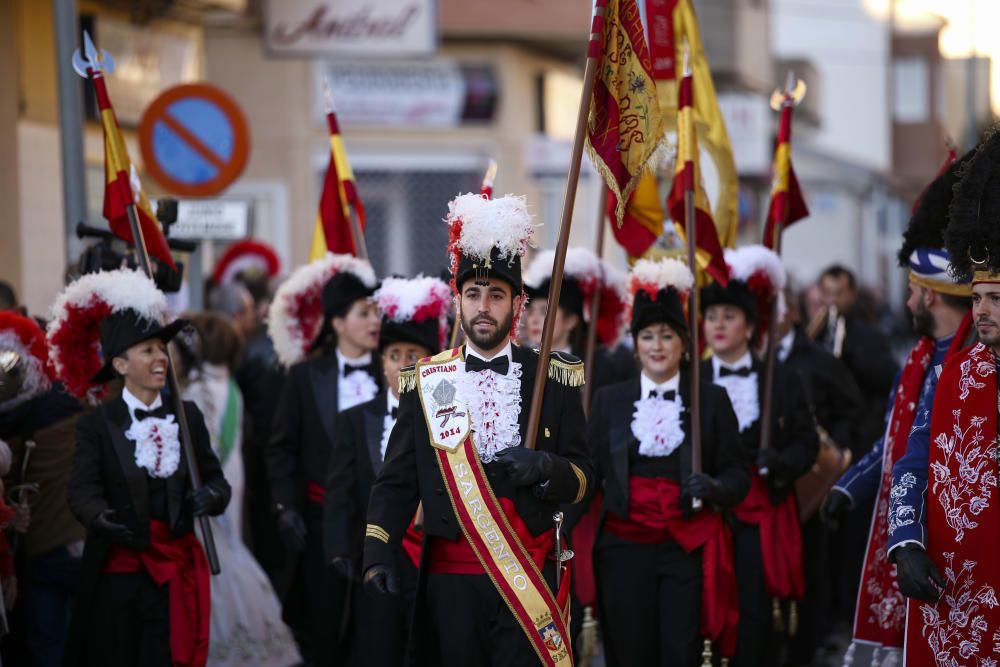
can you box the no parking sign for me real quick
[139,83,250,197]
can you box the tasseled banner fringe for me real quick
[548,359,585,387]
[399,369,418,393]
[701,639,713,667]
[788,600,798,637]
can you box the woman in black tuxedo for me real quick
[590,258,750,667]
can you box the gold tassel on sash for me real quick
[578,606,599,667]
[701,639,713,667]
[788,601,799,637]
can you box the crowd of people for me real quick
[4,134,1000,667]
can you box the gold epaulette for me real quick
[398,365,417,393]
[546,350,585,387]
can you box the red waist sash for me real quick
[731,472,804,601]
[306,481,325,505]
[429,497,554,575]
[604,476,739,657]
[402,519,422,568]
[103,520,211,667]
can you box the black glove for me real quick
[188,485,225,517]
[91,509,134,542]
[756,449,792,487]
[330,556,356,581]
[819,488,852,529]
[893,544,945,602]
[276,508,307,553]
[494,447,554,486]
[363,563,400,597]
[682,472,723,505]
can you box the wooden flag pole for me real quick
[758,72,802,472]
[524,1,605,451]
[581,188,608,416]
[680,43,704,511]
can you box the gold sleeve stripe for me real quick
[398,368,417,393]
[548,358,585,387]
[365,524,390,544]
[571,463,588,504]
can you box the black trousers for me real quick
[425,572,542,667]
[595,540,702,667]
[732,520,779,667]
[86,571,171,666]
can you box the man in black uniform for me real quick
[362,193,594,667]
[266,255,381,665]
[52,272,230,667]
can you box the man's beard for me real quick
[911,301,935,338]
[462,309,514,352]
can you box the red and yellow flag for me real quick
[762,98,809,249]
[647,0,738,248]
[309,109,366,261]
[90,70,176,269]
[586,0,666,224]
[667,69,728,286]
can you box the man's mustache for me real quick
[472,315,497,326]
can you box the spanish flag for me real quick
[309,104,366,261]
[648,0,739,248]
[762,97,809,249]
[585,0,666,224]
[667,68,728,286]
[90,68,176,269]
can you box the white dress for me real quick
[183,364,301,667]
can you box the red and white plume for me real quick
[445,193,537,292]
[47,269,169,401]
[628,257,695,305]
[0,312,54,412]
[374,275,453,350]
[524,247,628,346]
[212,239,282,286]
[268,253,376,367]
[724,244,787,335]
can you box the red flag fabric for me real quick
[762,102,809,249]
[667,72,728,286]
[90,70,176,269]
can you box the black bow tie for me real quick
[135,406,169,422]
[390,407,398,419]
[343,363,369,376]
[649,389,677,401]
[465,355,510,375]
[719,366,752,378]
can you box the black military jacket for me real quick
[363,344,594,572]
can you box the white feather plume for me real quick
[374,275,451,323]
[267,253,377,367]
[724,245,786,290]
[48,269,166,328]
[628,258,694,296]
[448,193,537,262]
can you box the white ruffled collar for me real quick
[711,355,759,432]
[380,392,400,460]
[457,354,522,462]
[122,389,180,479]
[639,372,680,398]
[631,388,685,458]
[339,371,379,412]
